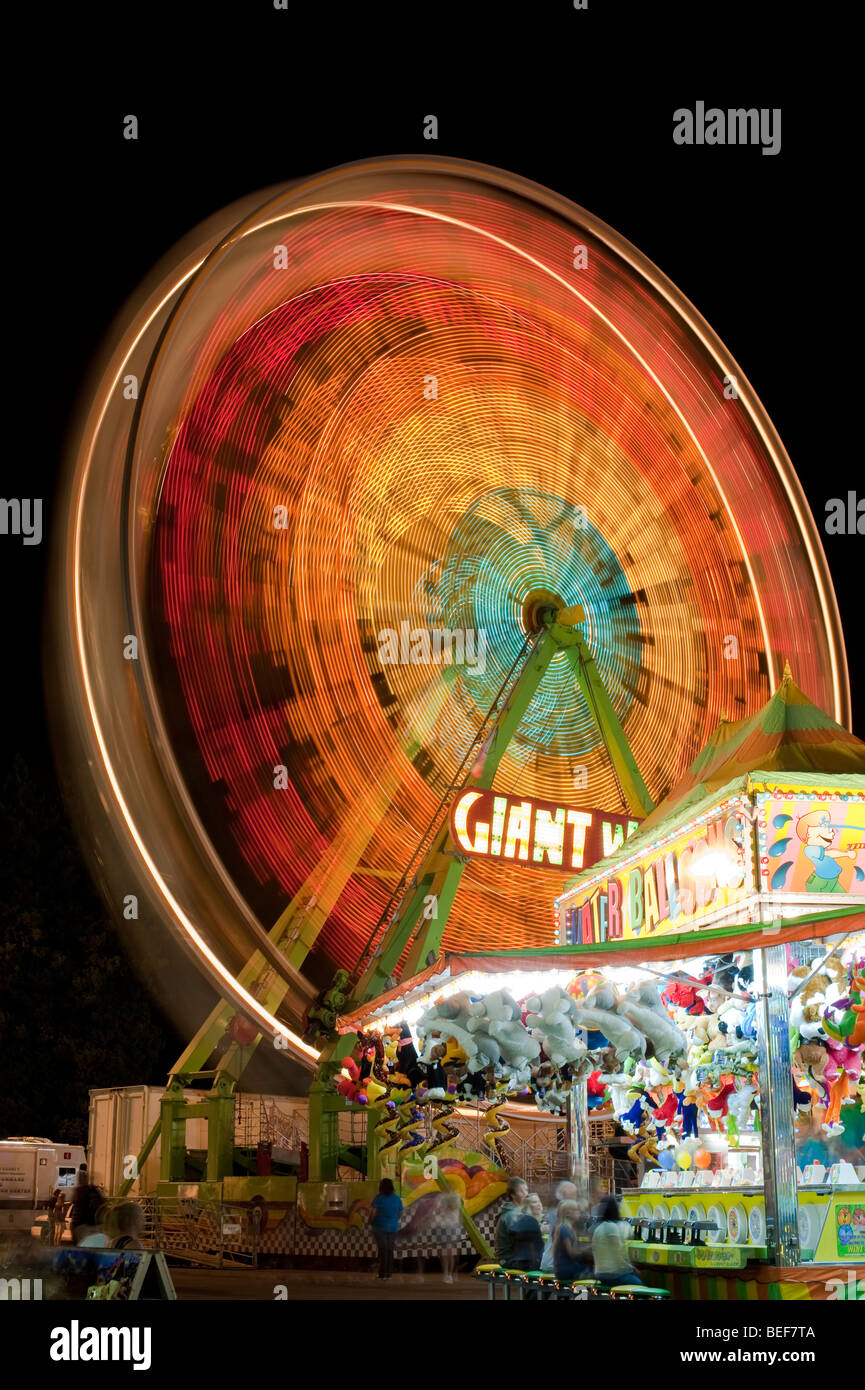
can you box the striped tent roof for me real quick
[639,662,865,834]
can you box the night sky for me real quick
[1,4,858,1131]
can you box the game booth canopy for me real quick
[333,670,865,1299]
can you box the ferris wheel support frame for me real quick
[354,602,654,1002]
[121,606,653,1193]
[307,606,655,1182]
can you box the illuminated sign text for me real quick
[450,789,639,872]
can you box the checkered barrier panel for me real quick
[147,1194,505,1262]
[293,1196,505,1259]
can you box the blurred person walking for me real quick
[69,1182,106,1245]
[109,1202,145,1250]
[438,1189,462,1284]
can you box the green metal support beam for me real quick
[353,630,559,1001]
[362,611,654,996]
[551,619,653,819]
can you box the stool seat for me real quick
[611,1284,670,1299]
[555,1277,606,1300]
[474,1263,512,1300]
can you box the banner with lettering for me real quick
[559,808,753,945]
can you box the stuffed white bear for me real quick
[524,986,587,1069]
[418,992,491,1070]
[573,982,646,1062]
[618,981,687,1064]
[482,990,541,1072]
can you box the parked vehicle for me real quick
[0,1137,86,1240]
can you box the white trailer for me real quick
[0,1138,86,1236]
[88,1087,315,1194]
[87,1087,209,1195]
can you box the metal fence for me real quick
[117,1195,271,1268]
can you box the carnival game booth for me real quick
[333,673,865,1298]
[556,670,865,1299]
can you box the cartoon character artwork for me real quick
[798,809,860,893]
[764,799,865,895]
[834,1204,865,1258]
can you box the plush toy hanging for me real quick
[661,970,712,1016]
[477,990,542,1078]
[523,985,587,1069]
[680,1090,700,1140]
[823,958,865,1048]
[725,1076,758,1144]
[650,1088,680,1142]
[700,1078,738,1132]
[572,982,646,1062]
[617,981,687,1063]
[587,1070,609,1110]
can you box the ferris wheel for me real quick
[52,157,848,1052]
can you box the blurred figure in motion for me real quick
[552,1199,592,1281]
[495,1176,543,1297]
[540,1180,576,1271]
[591,1194,641,1287]
[526,1191,550,1247]
[109,1202,145,1250]
[69,1183,107,1245]
[587,1175,608,1229]
[78,1203,111,1248]
[48,1186,67,1246]
[438,1189,462,1284]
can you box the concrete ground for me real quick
[170,1266,489,1300]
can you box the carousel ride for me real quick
[49,157,849,1195]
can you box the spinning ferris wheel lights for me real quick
[52,157,847,1045]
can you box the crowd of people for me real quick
[367,1172,639,1289]
[494,1176,640,1288]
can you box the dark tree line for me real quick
[0,754,182,1144]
